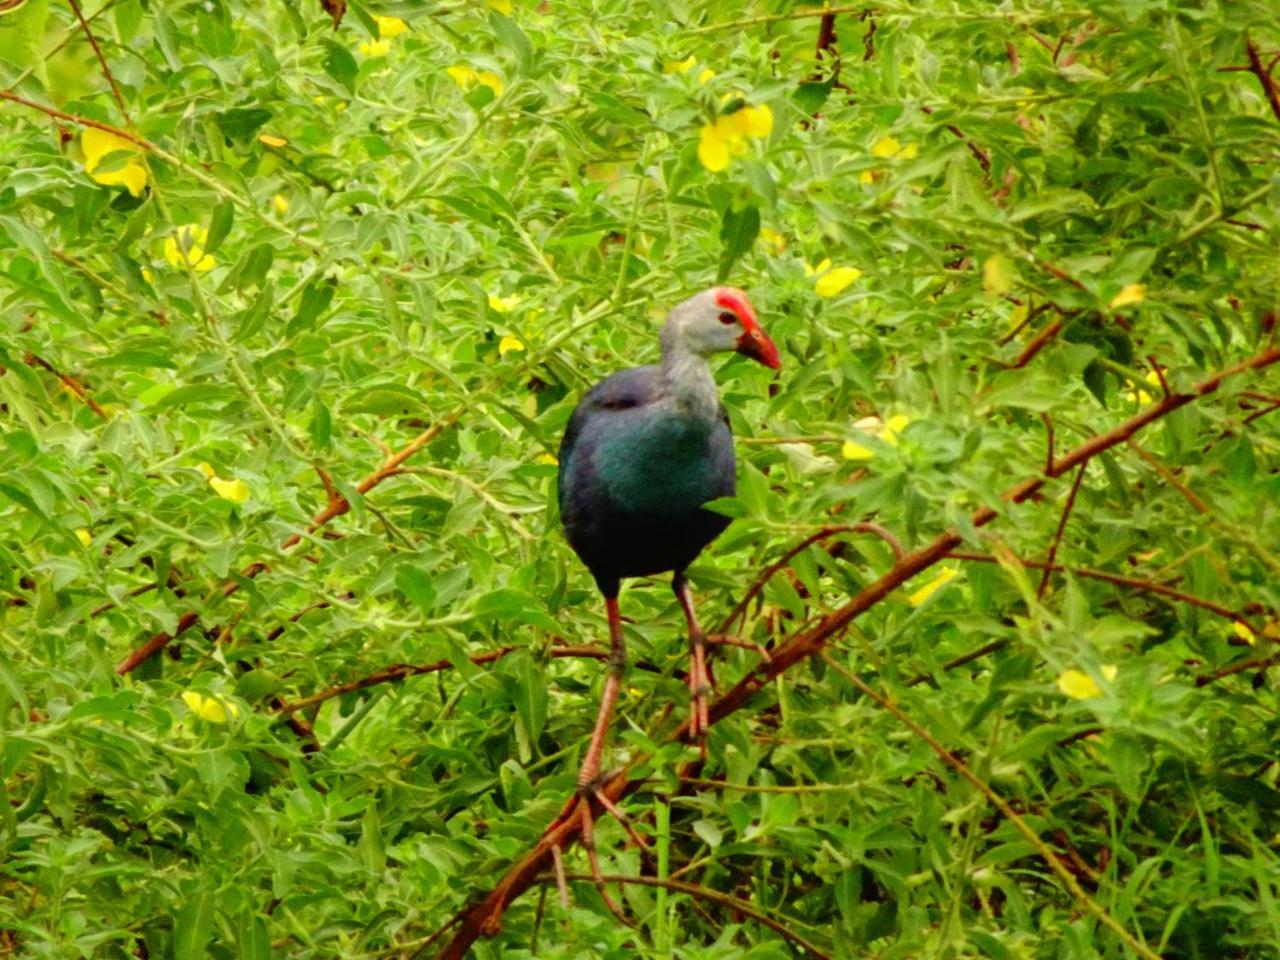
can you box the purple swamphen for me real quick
[552,286,780,905]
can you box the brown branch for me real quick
[0,90,154,151]
[435,344,1280,958]
[1245,37,1280,124]
[1008,316,1063,369]
[67,0,132,125]
[1037,463,1086,599]
[716,523,905,635]
[905,639,1008,687]
[946,551,1260,630]
[275,644,612,716]
[23,352,108,419]
[1196,651,1280,687]
[1125,439,1210,515]
[996,301,1051,346]
[537,874,831,960]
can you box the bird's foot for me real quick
[546,779,646,924]
[686,648,713,760]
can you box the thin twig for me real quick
[947,551,1262,632]
[1196,651,1280,687]
[1037,463,1086,599]
[540,873,830,959]
[1245,37,1280,124]
[275,645,613,715]
[67,0,132,125]
[23,352,108,419]
[716,523,905,635]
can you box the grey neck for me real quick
[659,322,720,422]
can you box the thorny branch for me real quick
[434,345,1280,959]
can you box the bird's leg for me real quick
[548,595,645,920]
[674,573,712,757]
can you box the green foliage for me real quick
[1,1,1279,958]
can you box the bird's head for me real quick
[664,286,781,370]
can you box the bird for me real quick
[551,286,780,906]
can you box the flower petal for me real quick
[698,126,730,172]
[814,266,862,298]
[374,15,407,38]
[1109,283,1146,309]
[841,440,874,461]
[209,476,251,504]
[872,135,901,158]
[498,335,525,355]
[1057,669,1103,700]
[907,567,957,606]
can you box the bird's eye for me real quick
[717,311,738,325]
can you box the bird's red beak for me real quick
[736,326,781,370]
[716,287,782,371]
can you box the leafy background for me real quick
[1,0,1279,957]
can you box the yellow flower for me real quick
[872,135,902,159]
[698,68,717,85]
[1109,284,1146,309]
[164,225,215,272]
[697,125,730,172]
[359,39,391,57]
[272,194,289,216]
[696,103,772,172]
[75,528,92,547]
[881,414,910,445]
[1056,668,1114,700]
[498,335,525,355]
[374,15,408,38]
[665,55,696,75]
[806,259,861,297]
[207,474,251,504]
[536,452,558,466]
[196,462,217,479]
[487,0,514,13]
[448,64,503,95]
[1126,370,1161,405]
[759,227,787,255]
[1232,621,1257,646]
[841,440,873,461]
[815,266,862,298]
[488,293,521,313]
[907,567,957,606]
[81,128,148,197]
[741,104,773,137]
[983,254,1014,296]
[258,133,287,148]
[871,135,917,160]
[182,691,239,723]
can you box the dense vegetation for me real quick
[2,1,1278,957]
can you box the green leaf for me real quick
[214,107,273,141]
[396,565,437,613]
[717,202,759,283]
[322,40,358,93]
[204,201,235,255]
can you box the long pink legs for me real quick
[549,595,646,921]
[674,573,712,756]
